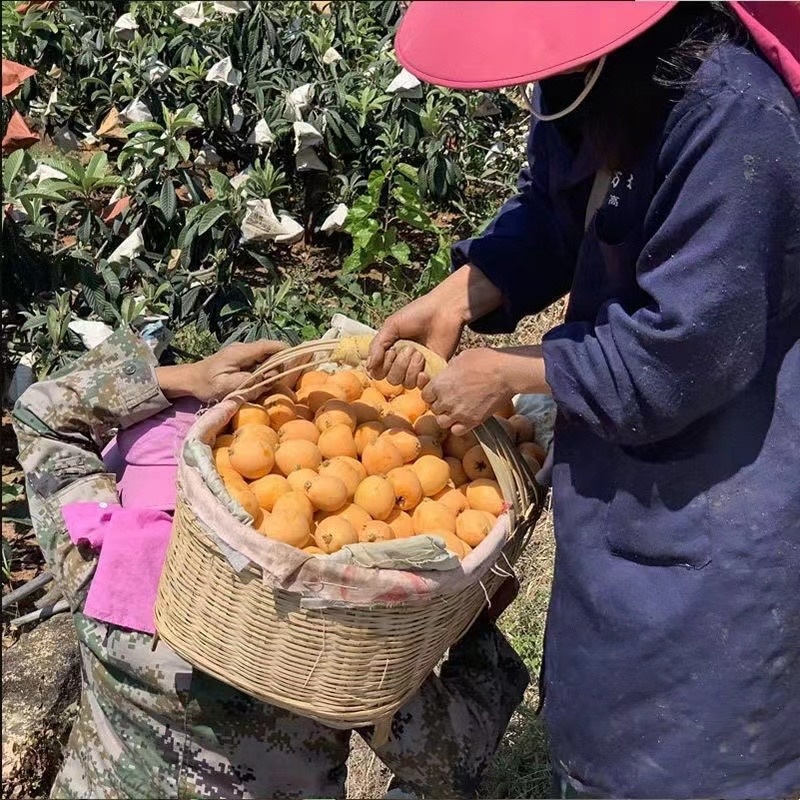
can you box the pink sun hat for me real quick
[395,1,800,96]
[102,397,202,512]
[395,1,675,89]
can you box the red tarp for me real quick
[2,110,40,154]
[2,59,37,98]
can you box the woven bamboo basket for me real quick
[154,335,544,734]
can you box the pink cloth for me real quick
[731,1,800,97]
[62,399,200,633]
[106,397,201,512]
[62,503,172,634]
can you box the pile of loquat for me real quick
[212,367,545,558]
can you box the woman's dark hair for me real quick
[541,2,748,169]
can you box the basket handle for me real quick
[328,335,448,377]
[226,334,447,401]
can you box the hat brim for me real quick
[395,1,676,89]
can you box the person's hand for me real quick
[421,348,515,436]
[366,293,465,389]
[366,264,506,389]
[197,340,289,402]
[157,340,287,403]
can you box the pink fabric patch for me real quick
[731,1,800,97]
[112,397,201,512]
[62,503,172,634]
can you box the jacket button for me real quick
[123,363,136,375]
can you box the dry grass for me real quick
[461,298,568,351]
[346,304,564,799]
[480,509,555,799]
[346,735,393,799]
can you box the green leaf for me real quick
[179,170,205,205]
[93,176,125,190]
[177,223,198,252]
[289,38,304,64]
[207,89,223,129]
[353,222,379,249]
[198,206,228,235]
[346,193,379,222]
[101,268,121,300]
[176,138,191,163]
[219,300,247,319]
[38,154,80,184]
[20,315,46,332]
[208,170,230,197]
[76,214,92,242]
[85,151,107,182]
[180,284,203,319]
[177,103,200,123]
[38,179,81,194]
[366,170,386,200]
[82,283,115,322]
[396,162,419,182]
[124,121,164,135]
[247,25,259,59]
[3,150,26,190]
[160,179,177,222]
[222,322,250,346]
[342,250,364,274]
[14,188,67,203]
[390,241,411,264]
[45,305,59,343]
[2,482,23,505]
[120,295,137,323]
[184,204,206,227]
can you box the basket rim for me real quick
[177,422,520,608]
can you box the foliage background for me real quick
[1,0,529,381]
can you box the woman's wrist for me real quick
[155,364,202,400]
[493,346,551,396]
[436,263,504,325]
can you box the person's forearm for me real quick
[434,263,505,325]
[495,345,551,396]
[155,363,202,400]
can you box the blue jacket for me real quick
[453,43,800,799]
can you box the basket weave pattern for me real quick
[154,336,543,729]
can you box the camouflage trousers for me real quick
[52,612,529,800]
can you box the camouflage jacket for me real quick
[12,328,171,609]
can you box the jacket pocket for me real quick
[604,447,712,569]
